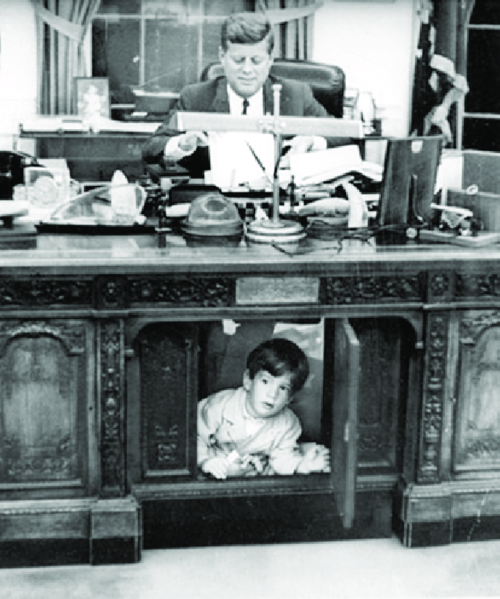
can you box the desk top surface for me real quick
[0,223,498,276]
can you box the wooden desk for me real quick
[0,232,500,565]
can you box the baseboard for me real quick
[0,539,89,568]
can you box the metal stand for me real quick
[245,84,306,244]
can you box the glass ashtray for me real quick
[45,183,147,226]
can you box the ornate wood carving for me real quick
[0,320,86,484]
[417,312,448,483]
[0,320,85,357]
[95,276,129,310]
[353,319,403,469]
[129,276,232,307]
[321,273,423,305]
[455,311,500,471]
[456,273,500,299]
[0,277,92,308]
[428,273,450,302]
[99,320,125,496]
[138,323,196,478]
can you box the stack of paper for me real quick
[289,144,383,187]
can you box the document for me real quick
[206,131,275,190]
[289,144,383,186]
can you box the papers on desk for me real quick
[206,131,275,190]
[206,140,384,193]
[289,144,383,187]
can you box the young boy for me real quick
[197,337,330,479]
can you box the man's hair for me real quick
[246,338,309,394]
[221,12,275,54]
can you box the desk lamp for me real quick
[170,92,363,244]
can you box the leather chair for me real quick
[200,58,345,118]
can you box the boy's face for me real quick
[219,38,273,99]
[243,369,293,419]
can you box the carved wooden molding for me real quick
[95,276,129,310]
[428,273,450,301]
[456,310,500,468]
[418,312,448,484]
[456,273,500,299]
[99,320,125,496]
[321,273,423,304]
[0,320,85,357]
[129,276,232,307]
[460,310,500,343]
[138,325,196,478]
[0,278,92,308]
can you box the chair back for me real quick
[200,58,345,118]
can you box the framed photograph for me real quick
[74,77,110,120]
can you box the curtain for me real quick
[256,0,323,60]
[410,0,475,147]
[34,0,102,115]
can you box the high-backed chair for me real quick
[200,58,345,118]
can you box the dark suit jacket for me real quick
[142,75,329,179]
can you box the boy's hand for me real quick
[201,456,230,479]
[202,452,266,479]
[226,452,263,477]
[296,444,331,474]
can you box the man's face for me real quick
[243,369,293,419]
[219,38,273,99]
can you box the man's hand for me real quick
[296,444,331,474]
[178,131,209,153]
[280,135,327,167]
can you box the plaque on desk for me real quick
[169,111,364,138]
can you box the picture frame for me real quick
[74,77,110,120]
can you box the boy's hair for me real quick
[221,12,275,54]
[246,338,309,394]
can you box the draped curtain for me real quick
[255,0,323,60]
[33,0,102,115]
[410,0,475,147]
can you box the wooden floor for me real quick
[1,535,500,598]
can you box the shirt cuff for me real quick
[164,135,196,161]
[309,136,328,152]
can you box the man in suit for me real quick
[142,11,331,180]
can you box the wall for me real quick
[313,0,417,138]
[0,0,417,154]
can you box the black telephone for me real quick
[0,150,43,200]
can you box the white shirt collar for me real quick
[227,84,264,117]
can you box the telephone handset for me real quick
[0,150,43,199]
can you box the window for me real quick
[92,0,251,109]
[463,0,500,150]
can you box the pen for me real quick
[245,140,274,189]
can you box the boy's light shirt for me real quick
[197,387,302,475]
[241,392,266,436]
